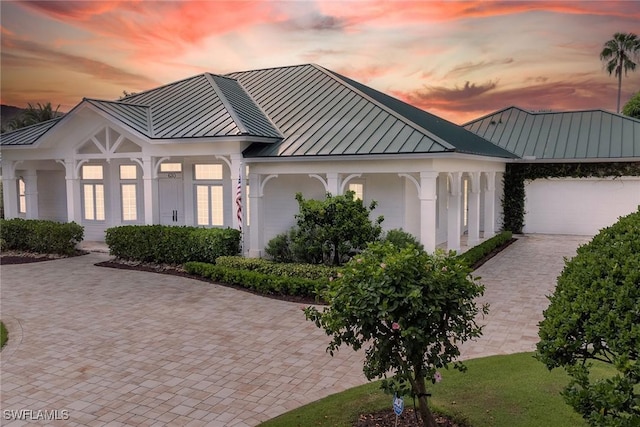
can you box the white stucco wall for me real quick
[37,170,67,222]
[523,177,640,235]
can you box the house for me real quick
[464,107,640,235]
[1,64,637,256]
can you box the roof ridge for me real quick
[205,73,248,135]
[85,97,152,108]
[225,63,314,77]
[315,65,456,151]
[118,74,206,102]
[461,106,522,126]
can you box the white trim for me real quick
[339,173,362,194]
[259,174,278,197]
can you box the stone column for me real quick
[2,164,18,219]
[326,172,340,196]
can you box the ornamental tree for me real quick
[536,209,640,426]
[293,191,383,265]
[305,242,488,427]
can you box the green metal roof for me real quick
[464,106,640,160]
[0,118,61,146]
[229,64,516,158]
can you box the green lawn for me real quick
[260,352,609,427]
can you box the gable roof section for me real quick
[1,73,281,147]
[122,73,281,139]
[228,64,514,158]
[464,106,640,160]
[0,118,61,146]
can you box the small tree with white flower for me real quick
[305,242,488,427]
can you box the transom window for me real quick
[82,165,103,180]
[195,164,223,180]
[120,165,137,180]
[160,163,182,173]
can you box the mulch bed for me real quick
[355,408,462,427]
[0,250,87,265]
[94,260,320,305]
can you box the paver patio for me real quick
[0,234,589,426]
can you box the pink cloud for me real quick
[392,75,629,124]
[317,1,640,28]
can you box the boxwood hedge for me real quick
[0,218,83,255]
[105,225,240,264]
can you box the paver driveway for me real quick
[0,234,588,426]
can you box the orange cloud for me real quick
[317,0,640,28]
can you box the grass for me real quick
[0,321,8,349]
[259,352,615,427]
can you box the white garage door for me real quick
[523,177,640,235]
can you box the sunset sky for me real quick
[1,1,639,124]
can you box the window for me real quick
[196,185,223,226]
[119,165,138,221]
[83,183,105,220]
[82,165,105,221]
[160,163,182,173]
[195,164,223,180]
[18,179,26,214]
[120,165,137,180]
[348,182,364,200]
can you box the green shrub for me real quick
[537,208,640,426]
[264,230,295,263]
[184,261,326,300]
[381,228,424,251]
[0,218,83,255]
[215,256,339,280]
[458,231,513,268]
[105,225,240,264]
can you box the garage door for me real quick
[523,177,640,235]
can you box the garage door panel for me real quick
[523,178,640,235]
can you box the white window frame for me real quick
[82,165,105,221]
[195,184,224,226]
[160,162,182,173]
[18,178,26,214]
[347,180,365,201]
[119,165,138,222]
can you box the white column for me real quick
[419,171,438,253]
[447,172,462,252]
[230,154,243,231]
[23,170,39,219]
[467,172,481,247]
[483,171,496,239]
[326,172,340,195]
[2,171,18,219]
[248,173,263,258]
[142,157,154,225]
[64,160,81,223]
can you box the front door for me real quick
[159,175,184,225]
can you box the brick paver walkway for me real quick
[0,234,588,426]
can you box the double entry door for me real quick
[159,175,184,225]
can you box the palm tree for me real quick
[600,32,640,113]
[3,102,61,132]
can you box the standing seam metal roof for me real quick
[228,64,512,158]
[464,106,640,160]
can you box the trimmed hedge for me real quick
[0,218,83,255]
[215,256,339,280]
[105,225,240,264]
[458,231,513,268]
[184,261,326,300]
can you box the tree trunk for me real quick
[617,60,622,113]
[412,371,438,427]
